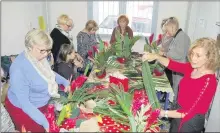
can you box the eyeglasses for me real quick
[36,47,52,54]
[66,24,74,29]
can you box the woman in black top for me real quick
[50,14,83,63]
[54,44,83,82]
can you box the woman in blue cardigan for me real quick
[5,29,70,132]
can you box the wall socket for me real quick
[198,18,206,28]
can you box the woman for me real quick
[50,14,83,63]
[110,14,133,44]
[159,18,174,87]
[5,29,70,132]
[159,18,173,54]
[160,17,191,101]
[142,37,220,132]
[1,68,16,132]
[77,20,99,72]
[54,44,83,81]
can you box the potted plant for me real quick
[93,47,120,79]
[113,30,141,64]
[144,33,165,76]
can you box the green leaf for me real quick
[57,107,67,125]
[142,61,160,109]
[70,108,80,118]
[76,119,86,127]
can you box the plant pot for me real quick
[95,70,107,79]
[153,68,164,76]
[117,57,126,64]
[149,60,156,64]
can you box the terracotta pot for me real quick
[117,57,126,64]
[96,70,106,79]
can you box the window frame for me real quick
[87,1,159,37]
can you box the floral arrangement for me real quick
[144,33,165,76]
[113,30,141,63]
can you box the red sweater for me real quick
[167,59,217,130]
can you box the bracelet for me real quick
[164,110,168,118]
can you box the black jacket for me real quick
[50,28,70,62]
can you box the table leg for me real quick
[164,93,170,110]
[157,91,161,100]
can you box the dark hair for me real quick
[57,44,74,63]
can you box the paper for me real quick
[38,16,46,30]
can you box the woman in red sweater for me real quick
[142,37,220,132]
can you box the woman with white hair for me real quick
[160,17,191,102]
[5,29,70,132]
[50,14,83,64]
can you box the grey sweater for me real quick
[166,29,191,63]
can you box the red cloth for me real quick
[109,76,129,92]
[167,59,217,130]
[5,96,48,132]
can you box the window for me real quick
[89,1,156,36]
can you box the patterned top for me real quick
[77,31,98,70]
[1,103,15,132]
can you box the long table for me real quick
[87,63,174,110]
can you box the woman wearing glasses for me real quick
[160,17,191,102]
[143,37,219,132]
[50,14,83,63]
[5,29,71,132]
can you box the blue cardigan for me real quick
[7,52,69,129]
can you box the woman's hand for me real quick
[88,57,95,63]
[142,52,158,62]
[74,59,83,68]
[158,50,165,56]
[76,53,84,63]
[64,86,71,92]
[159,109,165,118]
[45,128,49,132]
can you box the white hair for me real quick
[25,29,53,49]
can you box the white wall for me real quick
[1,1,45,56]
[155,1,189,37]
[1,1,219,55]
[187,1,220,41]
[47,1,87,49]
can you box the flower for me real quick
[64,104,72,118]
[149,33,154,45]
[71,75,87,91]
[156,34,163,45]
[96,115,103,123]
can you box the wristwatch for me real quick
[164,110,168,118]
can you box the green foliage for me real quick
[113,30,141,58]
[142,61,160,110]
[94,47,120,71]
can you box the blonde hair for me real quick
[117,14,129,25]
[164,17,179,31]
[25,29,53,49]
[57,14,70,25]
[85,20,99,31]
[188,37,220,71]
